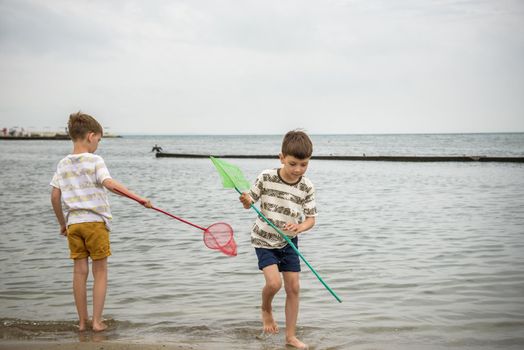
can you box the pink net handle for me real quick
[203,222,237,256]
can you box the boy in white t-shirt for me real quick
[50,112,152,332]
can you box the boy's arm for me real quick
[284,216,316,235]
[50,187,67,236]
[102,178,152,208]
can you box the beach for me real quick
[0,342,192,350]
[1,134,524,349]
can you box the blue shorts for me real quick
[255,237,300,272]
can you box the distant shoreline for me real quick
[4,132,522,139]
[0,135,122,140]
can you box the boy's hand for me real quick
[239,192,253,209]
[284,223,302,235]
[60,224,68,236]
[142,199,153,208]
[284,217,315,236]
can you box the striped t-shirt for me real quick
[249,168,317,249]
[50,153,112,230]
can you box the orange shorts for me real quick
[67,222,111,260]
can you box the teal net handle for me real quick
[236,187,342,303]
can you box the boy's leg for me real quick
[92,257,108,331]
[261,264,282,334]
[73,258,89,331]
[283,271,307,349]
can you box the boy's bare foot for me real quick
[77,319,88,332]
[261,309,279,334]
[286,336,308,349]
[92,320,108,332]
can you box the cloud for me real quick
[0,0,523,133]
[0,1,115,57]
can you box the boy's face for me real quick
[279,154,310,182]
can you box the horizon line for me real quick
[118,131,524,136]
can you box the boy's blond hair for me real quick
[68,111,103,141]
[281,130,313,159]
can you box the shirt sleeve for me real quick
[248,172,264,203]
[303,183,317,217]
[50,171,60,188]
[95,157,112,184]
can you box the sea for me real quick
[1,133,524,349]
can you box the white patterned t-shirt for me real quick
[50,153,112,230]
[249,168,317,249]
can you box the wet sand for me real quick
[0,342,193,350]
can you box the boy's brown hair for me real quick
[281,130,313,159]
[68,111,103,141]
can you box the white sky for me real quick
[0,0,523,134]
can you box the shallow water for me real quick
[1,134,524,349]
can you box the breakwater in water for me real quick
[155,152,524,162]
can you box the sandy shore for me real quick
[0,342,195,350]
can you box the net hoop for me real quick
[203,222,237,256]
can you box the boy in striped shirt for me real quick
[50,112,152,332]
[240,130,317,350]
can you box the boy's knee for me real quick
[285,281,300,296]
[266,279,282,293]
[74,269,89,278]
[92,258,108,274]
[73,259,89,276]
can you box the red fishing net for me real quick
[203,222,237,256]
